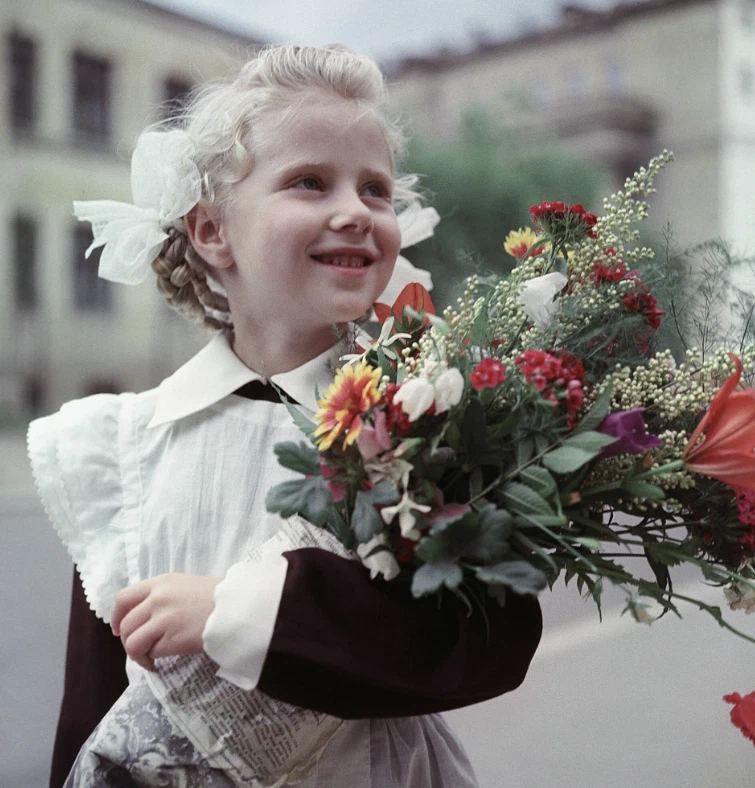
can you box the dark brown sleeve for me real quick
[49,569,128,788]
[257,548,542,719]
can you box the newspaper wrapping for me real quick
[141,515,356,787]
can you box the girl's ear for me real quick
[184,200,234,271]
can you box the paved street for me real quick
[2,491,754,787]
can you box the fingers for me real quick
[121,618,160,672]
[111,579,154,636]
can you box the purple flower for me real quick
[597,409,663,458]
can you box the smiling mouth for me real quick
[313,255,372,268]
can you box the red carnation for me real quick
[724,692,755,746]
[528,201,598,243]
[470,357,507,390]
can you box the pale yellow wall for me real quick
[0,0,258,411]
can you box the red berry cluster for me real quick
[528,201,598,241]
[470,357,507,390]
[514,349,586,426]
[590,251,665,332]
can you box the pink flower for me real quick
[356,409,392,461]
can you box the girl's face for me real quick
[216,97,402,338]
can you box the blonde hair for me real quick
[150,44,419,330]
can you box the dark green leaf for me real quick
[502,482,553,515]
[562,430,617,453]
[470,466,483,499]
[622,479,666,499]
[573,383,614,435]
[353,481,401,543]
[475,560,548,596]
[265,476,333,526]
[515,434,535,467]
[542,446,596,474]
[268,381,317,438]
[461,398,487,459]
[463,504,513,561]
[411,561,463,597]
[519,465,557,499]
[273,441,320,476]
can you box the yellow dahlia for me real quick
[313,361,382,451]
[503,227,548,259]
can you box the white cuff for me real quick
[202,553,289,690]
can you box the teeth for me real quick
[319,255,368,268]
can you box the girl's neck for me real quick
[230,320,346,378]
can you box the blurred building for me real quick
[0,0,262,416]
[388,0,755,256]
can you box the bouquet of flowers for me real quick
[267,150,755,651]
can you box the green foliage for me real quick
[404,111,604,306]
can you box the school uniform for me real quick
[31,332,542,787]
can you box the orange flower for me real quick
[503,228,547,259]
[313,361,382,451]
[683,354,755,490]
[374,283,435,326]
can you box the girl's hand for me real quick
[111,573,222,671]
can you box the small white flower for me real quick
[381,491,431,540]
[357,534,400,581]
[433,368,464,413]
[518,271,568,329]
[724,582,755,613]
[341,317,411,365]
[393,377,435,421]
[364,457,413,488]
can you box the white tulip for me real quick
[393,377,435,421]
[433,368,465,413]
[518,272,568,329]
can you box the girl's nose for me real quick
[329,191,374,234]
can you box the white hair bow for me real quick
[73,130,202,285]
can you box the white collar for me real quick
[148,332,342,428]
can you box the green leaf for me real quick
[470,301,489,347]
[515,434,535,467]
[268,381,317,438]
[622,479,666,499]
[273,441,320,476]
[562,430,617,454]
[463,505,513,561]
[265,476,333,526]
[573,383,613,435]
[519,465,557,499]
[475,560,548,596]
[411,561,463,597]
[541,446,595,474]
[646,542,685,567]
[701,563,730,583]
[353,481,400,543]
[469,466,483,499]
[502,482,553,516]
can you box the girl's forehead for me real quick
[254,98,394,170]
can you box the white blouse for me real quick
[28,332,478,787]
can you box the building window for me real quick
[9,32,37,131]
[73,225,111,310]
[740,64,754,97]
[13,215,37,310]
[73,51,112,141]
[162,75,193,123]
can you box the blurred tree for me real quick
[402,111,605,308]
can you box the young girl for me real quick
[31,44,542,787]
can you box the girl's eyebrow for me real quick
[275,161,392,182]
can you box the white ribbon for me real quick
[73,130,202,285]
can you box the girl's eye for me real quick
[362,182,391,199]
[293,177,322,191]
